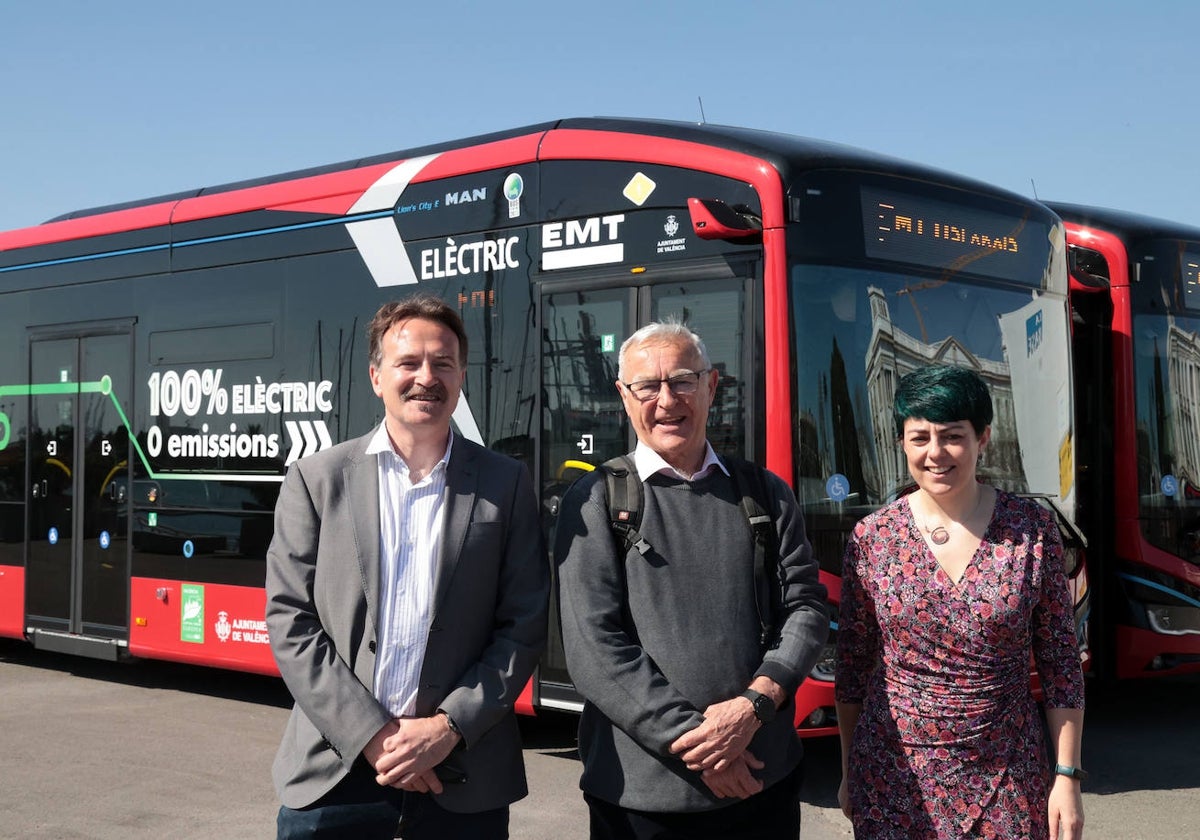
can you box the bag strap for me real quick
[599,454,653,557]
[599,452,780,650]
[724,456,781,651]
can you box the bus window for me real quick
[651,276,750,460]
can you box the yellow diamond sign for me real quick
[623,172,657,207]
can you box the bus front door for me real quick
[538,284,634,709]
[536,268,754,711]
[25,328,132,659]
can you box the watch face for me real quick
[742,690,774,722]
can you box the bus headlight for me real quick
[1146,605,1200,636]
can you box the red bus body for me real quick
[0,119,1076,737]
[1050,203,1200,680]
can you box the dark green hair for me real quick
[893,365,993,436]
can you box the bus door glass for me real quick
[26,330,131,638]
[540,286,632,525]
[648,277,748,459]
[537,273,752,701]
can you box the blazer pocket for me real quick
[458,521,505,573]
[465,520,503,539]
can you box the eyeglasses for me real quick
[621,369,710,402]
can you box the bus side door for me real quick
[26,325,132,656]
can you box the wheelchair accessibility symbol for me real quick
[826,474,850,503]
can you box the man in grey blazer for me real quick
[266,294,549,839]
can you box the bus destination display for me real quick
[861,187,1051,286]
[1182,249,1200,311]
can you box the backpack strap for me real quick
[599,454,653,557]
[598,453,780,650]
[724,456,781,651]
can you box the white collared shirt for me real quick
[632,439,729,482]
[367,423,453,717]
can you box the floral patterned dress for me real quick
[836,491,1084,839]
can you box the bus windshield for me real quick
[784,175,1072,573]
[1129,238,1200,564]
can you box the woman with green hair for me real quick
[835,364,1086,839]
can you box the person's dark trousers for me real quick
[585,762,804,840]
[276,760,509,840]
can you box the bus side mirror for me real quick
[1068,246,1110,289]
[688,197,762,242]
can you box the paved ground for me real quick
[1,638,1198,838]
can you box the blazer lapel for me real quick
[433,436,477,615]
[346,442,383,634]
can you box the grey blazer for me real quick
[265,431,549,812]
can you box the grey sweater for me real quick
[554,461,830,812]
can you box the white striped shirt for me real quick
[367,423,453,717]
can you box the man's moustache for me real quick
[403,386,445,401]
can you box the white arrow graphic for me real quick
[284,420,335,465]
[345,154,439,287]
[284,421,304,465]
[314,420,332,452]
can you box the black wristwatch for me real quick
[739,689,776,724]
[438,709,465,750]
[1054,763,1088,781]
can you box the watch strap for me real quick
[438,710,465,750]
[739,689,774,723]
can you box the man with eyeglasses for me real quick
[554,320,829,839]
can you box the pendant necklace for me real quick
[919,490,984,547]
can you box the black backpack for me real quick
[597,454,781,651]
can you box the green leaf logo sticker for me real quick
[181,584,205,644]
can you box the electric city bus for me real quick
[1047,202,1200,680]
[0,117,1083,736]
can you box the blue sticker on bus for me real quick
[1026,310,1043,356]
[826,474,850,502]
[49,527,59,545]
[1162,475,1178,497]
[99,531,110,550]
[183,540,195,559]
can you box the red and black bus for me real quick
[0,118,1082,735]
[1048,202,1200,680]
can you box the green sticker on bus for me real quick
[181,584,205,644]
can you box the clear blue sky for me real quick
[2,1,1196,233]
